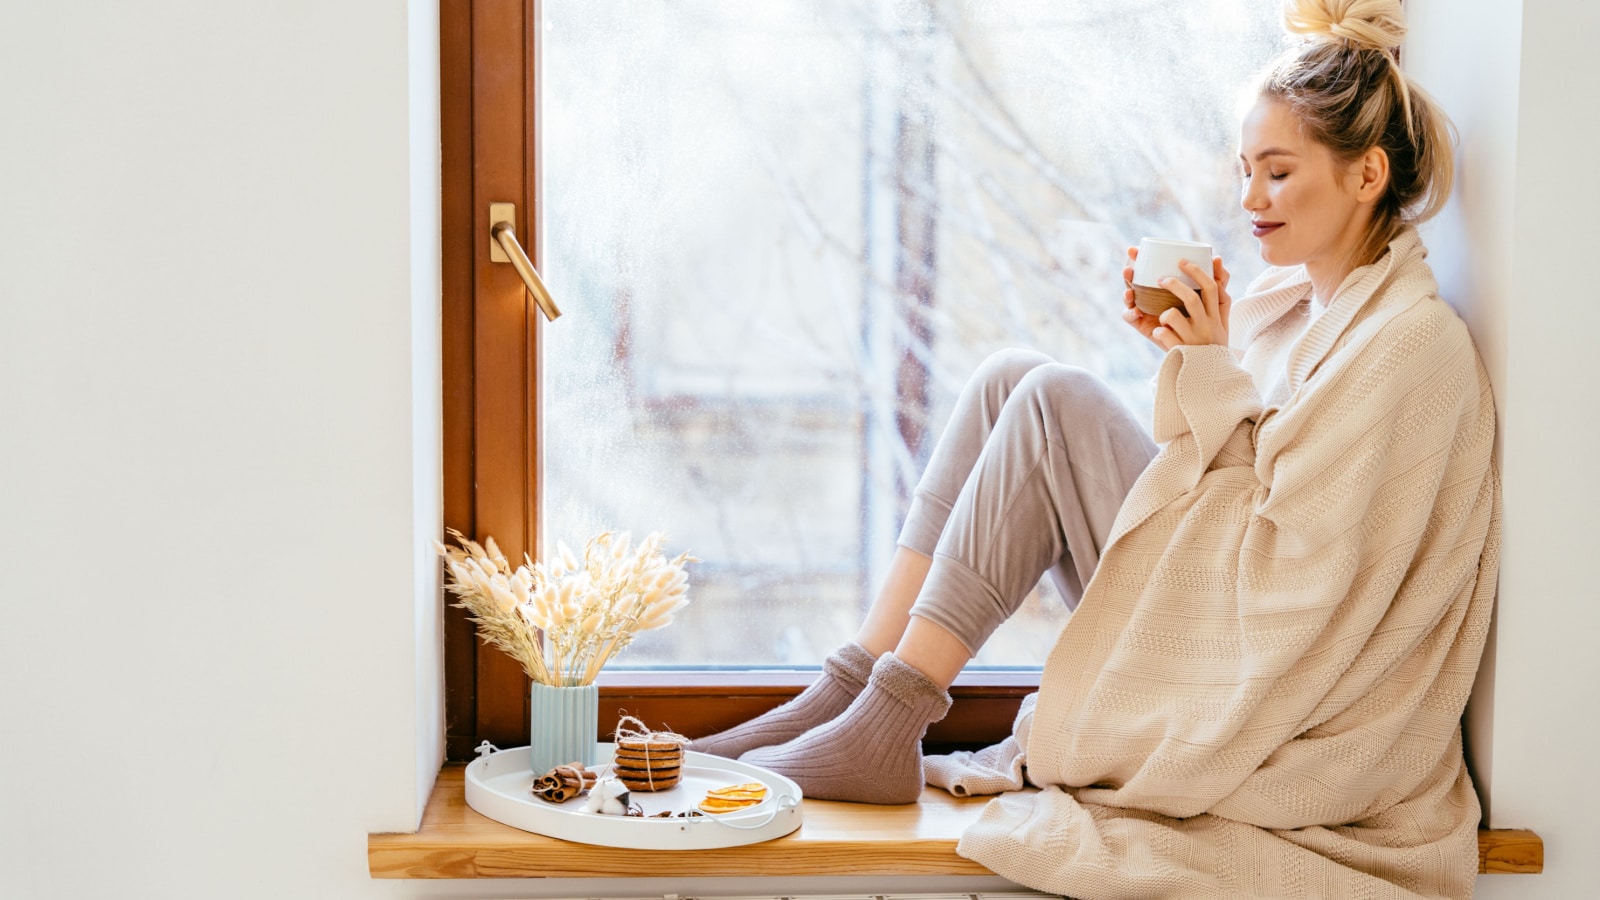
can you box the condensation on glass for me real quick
[541,1,1285,668]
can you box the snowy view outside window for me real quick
[542,1,1285,669]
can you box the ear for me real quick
[1354,146,1390,203]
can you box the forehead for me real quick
[1238,99,1308,160]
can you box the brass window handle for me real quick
[489,202,562,321]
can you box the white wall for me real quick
[1406,0,1600,896]
[1403,0,1523,823]
[0,1,1593,898]
[0,1,445,897]
[0,5,1012,899]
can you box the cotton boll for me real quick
[584,778,631,815]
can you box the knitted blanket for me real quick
[926,229,1500,899]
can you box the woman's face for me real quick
[1238,98,1373,274]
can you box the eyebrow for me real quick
[1239,147,1299,163]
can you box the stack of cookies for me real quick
[611,735,685,792]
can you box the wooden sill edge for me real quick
[368,765,1543,879]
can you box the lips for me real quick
[1252,221,1284,238]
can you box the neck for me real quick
[1304,259,1351,306]
[1304,215,1380,305]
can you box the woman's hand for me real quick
[1121,250,1232,351]
[1120,248,1165,346]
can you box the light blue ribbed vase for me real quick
[529,681,599,775]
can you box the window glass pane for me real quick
[542,0,1284,668]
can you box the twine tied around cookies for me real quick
[612,714,688,791]
[614,714,688,747]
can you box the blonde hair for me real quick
[1260,0,1457,268]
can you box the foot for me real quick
[687,642,876,759]
[739,653,952,804]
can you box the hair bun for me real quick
[1283,0,1406,53]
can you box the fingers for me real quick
[1163,277,1206,323]
[1121,305,1155,338]
[1152,324,1181,351]
[1158,306,1195,346]
[1176,259,1219,322]
[1154,258,1231,348]
[1122,306,1167,348]
[1214,257,1232,333]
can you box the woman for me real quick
[695,1,1497,895]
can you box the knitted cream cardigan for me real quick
[927,228,1500,899]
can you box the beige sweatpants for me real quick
[899,349,1158,653]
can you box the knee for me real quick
[1013,364,1116,417]
[971,348,1055,396]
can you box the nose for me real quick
[1241,175,1266,214]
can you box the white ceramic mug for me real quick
[1132,237,1213,289]
[1130,238,1213,317]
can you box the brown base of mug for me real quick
[1132,284,1191,318]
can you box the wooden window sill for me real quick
[368,765,1544,879]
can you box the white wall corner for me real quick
[407,0,446,829]
[1404,0,1523,824]
[1415,1,1600,896]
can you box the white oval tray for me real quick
[464,743,804,850]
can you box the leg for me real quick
[891,614,972,690]
[743,364,1157,802]
[859,349,1060,654]
[910,363,1158,656]
[853,547,931,656]
[691,350,1055,758]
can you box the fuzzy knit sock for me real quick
[738,653,952,804]
[687,642,877,760]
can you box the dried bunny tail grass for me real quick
[446,579,552,684]
[520,586,558,631]
[442,528,492,567]
[440,528,695,687]
[440,531,552,684]
[634,598,689,633]
[487,577,520,613]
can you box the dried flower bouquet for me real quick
[438,528,693,687]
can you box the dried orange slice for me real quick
[705,782,766,797]
[697,798,759,813]
[697,781,768,814]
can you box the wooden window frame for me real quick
[440,0,1030,761]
